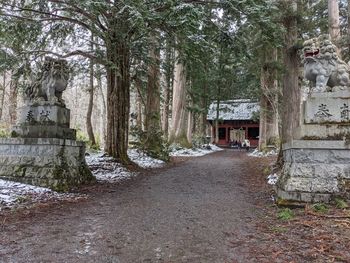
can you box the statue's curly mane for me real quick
[25,57,69,103]
[302,35,350,91]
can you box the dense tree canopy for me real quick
[0,0,349,159]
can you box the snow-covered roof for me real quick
[207,99,260,121]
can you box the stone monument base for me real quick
[11,125,76,140]
[0,138,95,191]
[11,103,76,140]
[277,140,350,203]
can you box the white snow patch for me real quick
[85,153,136,183]
[170,144,223,157]
[0,179,52,207]
[127,149,165,168]
[267,173,279,185]
[0,179,83,210]
[248,149,278,158]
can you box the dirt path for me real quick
[0,150,271,263]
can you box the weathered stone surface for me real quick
[296,123,350,140]
[12,103,76,140]
[280,36,350,203]
[277,140,350,202]
[17,103,70,127]
[0,138,94,191]
[277,188,332,203]
[302,35,350,92]
[0,57,94,191]
[305,96,350,124]
[12,125,76,140]
[295,92,350,140]
[25,57,69,105]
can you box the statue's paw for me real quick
[48,97,59,104]
[313,86,327,93]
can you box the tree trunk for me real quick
[214,97,220,144]
[136,89,143,129]
[145,32,161,133]
[86,37,96,146]
[105,39,130,163]
[161,37,173,139]
[169,50,190,147]
[162,38,174,139]
[96,69,107,150]
[161,81,170,138]
[259,92,268,150]
[259,50,279,150]
[9,74,18,125]
[214,45,225,145]
[187,109,193,144]
[0,73,6,121]
[142,31,167,158]
[281,0,300,145]
[328,0,341,51]
[199,66,209,140]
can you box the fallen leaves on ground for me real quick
[235,156,350,262]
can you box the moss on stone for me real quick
[10,131,19,138]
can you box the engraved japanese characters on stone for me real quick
[314,104,333,119]
[25,110,35,123]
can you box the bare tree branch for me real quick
[21,50,108,65]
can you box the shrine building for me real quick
[207,99,260,147]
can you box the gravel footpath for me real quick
[0,150,267,263]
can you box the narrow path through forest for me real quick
[0,150,271,263]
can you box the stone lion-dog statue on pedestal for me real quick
[25,56,70,105]
[302,34,350,92]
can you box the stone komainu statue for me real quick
[25,57,69,104]
[302,34,350,92]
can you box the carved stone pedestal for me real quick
[277,92,350,203]
[277,140,350,203]
[11,103,76,140]
[0,138,93,191]
[0,57,94,191]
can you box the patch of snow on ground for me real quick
[267,173,279,185]
[128,149,165,168]
[0,179,52,207]
[248,148,278,157]
[85,153,136,182]
[170,144,223,157]
[0,179,83,210]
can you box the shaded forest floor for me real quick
[235,156,350,263]
[1,150,350,262]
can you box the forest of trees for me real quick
[0,0,349,163]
